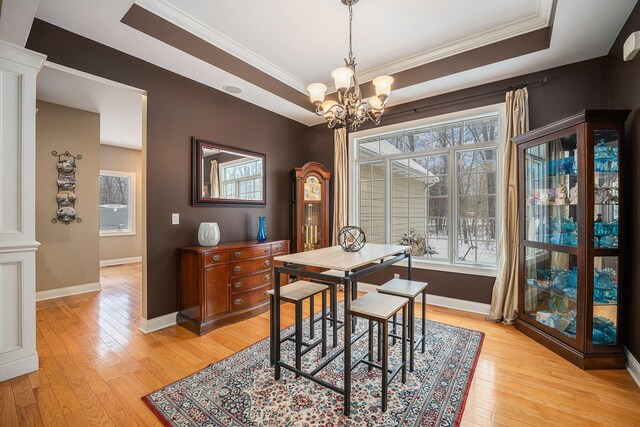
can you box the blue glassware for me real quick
[610,220,618,236]
[593,214,609,247]
[256,216,267,243]
[595,269,615,290]
[552,270,568,294]
[601,235,616,248]
[567,266,578,289]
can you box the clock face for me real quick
[304,176,321,201]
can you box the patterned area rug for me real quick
[143,303,484,426]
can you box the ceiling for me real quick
[36,63,145,150]
[19,0,640,126]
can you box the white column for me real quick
[0,40,45,382]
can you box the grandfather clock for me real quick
[292,162,331,253]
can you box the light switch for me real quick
[172,213,179,224]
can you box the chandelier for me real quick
[307,0,394,132]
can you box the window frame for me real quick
[99,170,135,237]
[219,157,264,201]
[349,103,506,276]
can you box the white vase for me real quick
[198,222,220,246]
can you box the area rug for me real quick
[143,302,484,426]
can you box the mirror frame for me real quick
[192,137,266,206]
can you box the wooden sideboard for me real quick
[177,239,289,335]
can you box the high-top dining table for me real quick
[273,243,412,416]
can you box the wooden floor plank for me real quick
[0,263,638,427]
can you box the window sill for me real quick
[395,258,497,277]
[100,231,136,237]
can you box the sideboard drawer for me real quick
[204,251,229,267]
[230,246,271,260]
[271,241,289,255]
[230,257,271,277]
[230,272,271,294]
[230,286,270,312]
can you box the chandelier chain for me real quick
[348,2,354,62]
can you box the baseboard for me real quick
[100,256,142,267]
[139,311,178,334]
[357,283,490,315]
[0,354,38,382]
[625,346,640,389]
[36,282,101,301]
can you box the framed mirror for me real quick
[192,138,266,205]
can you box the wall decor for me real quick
[51,150,82,224]
[192,138,266,206]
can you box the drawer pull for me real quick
[234,252,242,258]
[234,266,242,272]
[212,255,221,261]
[265,260,271,266]
[275,246,282,251]
[233,282,243,288]
[264,274,271,281]
[264,248,270,254]
[234,299,243,305]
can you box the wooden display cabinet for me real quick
[292,162,331,253]
[514,110,629,369]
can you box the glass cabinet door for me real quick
[592,257,618,345]
[524,134,578,247]
[523,248,579,340]
[593,131,619,249]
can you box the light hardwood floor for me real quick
[2,263,639,426]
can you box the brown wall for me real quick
[308,58,610,304]
[27,20,309,318]
[36,101,100,292]
[607,2,640,361]
[99,145,143,262]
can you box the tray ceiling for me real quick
[31,0,638,126]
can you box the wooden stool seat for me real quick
[377,278,428,299]
[350,292,409,321]
[266,281,328,302]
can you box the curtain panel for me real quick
[332,128,348,245]
[488,87,529,324]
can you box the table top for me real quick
[274,243,410,271]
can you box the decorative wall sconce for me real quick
[52,151,82,225]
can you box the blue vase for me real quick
[257,216,267,243]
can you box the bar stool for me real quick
[377,278,428,372]
[349,292,408,412]
[267,281,328,376]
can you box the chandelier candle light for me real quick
[307,0,393,132]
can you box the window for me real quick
[99,171,134,235]
[352,106,504,271]
[220,158,263,200]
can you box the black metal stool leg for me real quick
[422,289,426,353]
[351,280,358,333]
[409,297,415,372]
[368,319,374,371]
[382,316,389,412]
[392,313,397,345]
[331,285,338,348]
[321,290,327,357]
[309,294,315,339]
[295,301,302,378]
[269,294,275,366]
[377,322,382,361]
[402,305,407,384]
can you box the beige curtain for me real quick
[210,160,220,198]
[332,128,348,245]
[488,87,529,324]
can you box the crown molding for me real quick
[348,0,554,89]
[134,0,308,94]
